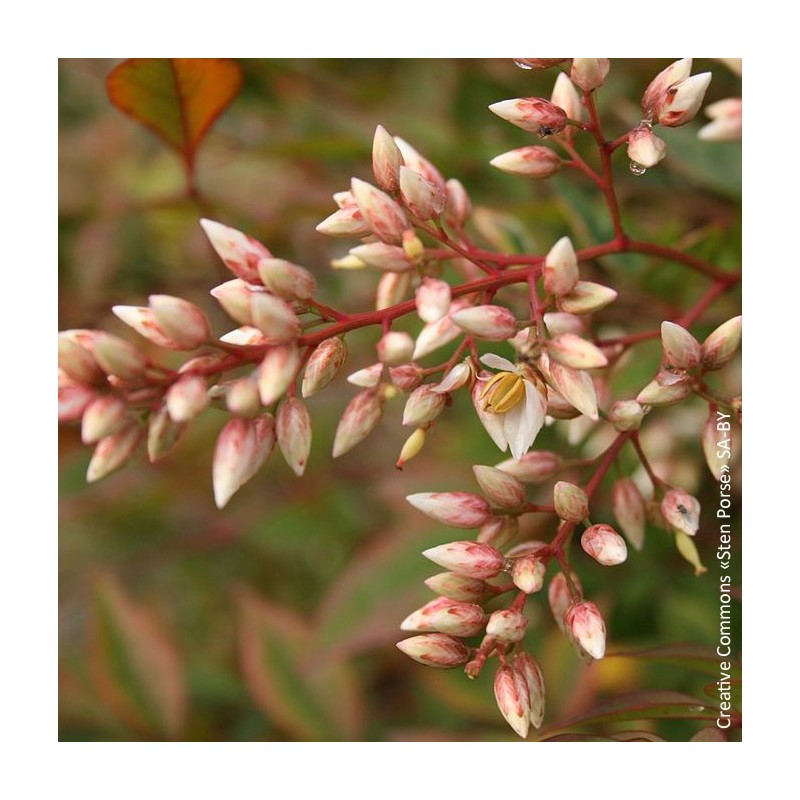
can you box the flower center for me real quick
[480,371,525,414]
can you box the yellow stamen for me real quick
[481,371,525,414]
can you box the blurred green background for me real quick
[59,58,741,741]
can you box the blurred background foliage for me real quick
[59,58,741,741]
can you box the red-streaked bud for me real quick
[200,218,271,284]
[581,524,628,566]
[250,291,300,342]
[58,335,104,385]
[506,540,549,558]
[548,333,608,370]
[402,385,446,426]
[396,427,426,469]
[612,478,646,551]
[450,304,518,341]
[444,178,471,228]
[86,422,144,483]
[347,362,383,388]
[571,58,610,92]
[565,601,606,660]
[472,465,526,508]
[489,97,568,136]
[609,400,644,432]
[544,313,586,337]
[675,531,708,576]
[514,58,567,70]
[219,326,269,346]
[655,72,712,127]
[81,395,127,444]
[332,390,384,458]
[424,572,488,603]
[376,271,412,311]
[661,488,701,536]
[58,382,95,422]
[210,279,253,326]
[702,409,723,481]
[315,205,371,238]
[486,609,528,643]
[212,417,255,508]
[148,295,211,350]
[432,360,473,394]
[396,633,470,669]
[90,332,148,379]
[636,376,692,407]
[413,300,470,359]
[400,597,486,637]
[554,481,589,522]
[421,539,503,577]
[372,124,404,193]
[698,97,742,142]
[166,374,209,423]
[661,322,701,369]
[494,665,530,739]
[258,344,301,406]
[147,405,187,463]
[477,515,519,550]
[244,413,277,485]
[257,258,317,301]
[701,316,742,371]
[350,177,409,245]
[627,126,667,168]
[350,243,413,272]
[551,73,582,124]
[302,337,348,398]
[276,397,312,476]
[547,360,599,420]
[393,137,447,196]
[544,236,579,296]
[409,493,492,531]
[389,363,424,392]
[490,146,561,179]
[548,571,582,633]
[642,58,692,116]
[112,305,180,350]
[399,165,446,221]
[416,278,451,323]
[495,450,561,483]
[556,281,618,315]
[226,378,262,418]
[511,556,546,594]
[512,652,546,729]
[377,331,415,366]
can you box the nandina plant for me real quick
[58,58,741,742]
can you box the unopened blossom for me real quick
[58,334,105,385]
[112,306,181,350]
[347,362,383,389]
[332,390,384,458]
[389,363,424,392]
[402,385,446,426]
[701,316,742,371]
[376,331,415,366]
[210,279,253,326]
[661,488,701,536]
[226,378,262,419]
[544,357,599,420]
[87,422,144,483]
[581,524,628,566]
[212,415,275,508]
[495,450,561,483]
[514,58,567,70]
[396,427,426,469]
[450,305,519,341]
[512,652,546,729]
[199,218,272,284]
[375,271,412,310]
[257,258,317,301]
[612,478,646,551]
[698,98,742,142]
[399,165,446,220]
[565,601,607,660]
[444,178,471,228]
[81,395,128,444]
[511,555,546,594]
[636,375,692,407]
[472,465,526,508]
[627,126,667,168]
[489,97,568,136]
[412,299,472,360]
[556,281,618,315]
[551,73,583,125]
[476,515,519,550]
[302,337,348,398]
[642,58,712,127]
[547,333,608,370]
[424,572,488,603]
[661,322,701,370]
[350,243,412,272]
[350,178,409,245]
[166,374,209,423]
[486,609,528,643]
[702,411,724,481]
[396,634,470,669]
[89,332,148,380]
[554,481,589,522]
[490,146,561,179]
[432,360,473,394]
[393,137,447,195]
[608,400,644,431]
[421,539,504,577]
[494,665,531,739]
[548,571,582,634]
[59,382,95,423]
[315,205,370,238]
[258,345,301,406]
[415,278,451,323]
[400,597,486,637]
[544,236,580,296]
[276,398,312,476]
[674,531,708,576]
[571,58,610,92]
[372,124,404,193]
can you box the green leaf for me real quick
[608,642,740,679]
[704,678,741,713]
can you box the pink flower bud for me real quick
[548,333,608,370]
[402,385,446,426]
[246,413,278,485]
[86,422,144,483]
[166,374,209,422]
[393,137,447,196]
[412,300,470,359]
[210,279,254,326]
[514,58,567,70]
[565,601,606,660]
[548,571,582,633]
[332,390,384,458]
[396,633,470,669]
[551,73,583,124]
[544,313,586,337]
[489,97,568,136]
[90,333,148,380]
[494,665,530,739]
[409,493,492,531]
[636,376,692,407]
[399,165,446,221]
[556,281,618,315]
[415,278,451,323]
[698,97,742,142]
[390,363,424,392]
[58,335,104,385]
[444,178,471,228]
[347,362,383,388]
[612,478,646,551]
[472,465,526,508]
[350,243,413,272]
[250,291,300,343]
[424,572,488,603]
[490,146,561,178]
[544,236,579,296]
[199,218,272,284]
[377,331,415,366]
[372,124,404,193]
[81,395,127,444]
[421,539,503,578]
[58,382,95,422]
[147,405,187,463]
[276,397,312,476]
[661,322,701,370]
[512,651,546,729]
[642,59,712,127]
[432,360,472,394]
[450,304,518,341]
[571,58,610,92]
[477,515,519,550]
[302,337,348,398]
[627,126,667,168]
[608,400,644,432]
[350,177,409,245]
[147,294,211,350]
[486,609,528,643]
[258,344,301,406]
[495,450,561,483]
[661,488,701,536]
[642,58,692,115]
[226,378,262,418]
[701,316,742,371]
[400,597,486,637]
[257,258,317,301]
[581,524,628,566]
[112,306,180,349]
[554,481,589,522]
[315,205,371,238]
[212,417,255,508]
[511,556,546,594]
[376,271,412,310]
[702,409,724,481]
[396,427,426,469]
[219,326,269,346]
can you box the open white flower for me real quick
[473,354,547,460]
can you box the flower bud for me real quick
[146,404,187,462]
[609,400,644,431]
[642,59,711,127]
[424,572,488,603]
[400,597,486,637]
[486,609,528,643]
[347,362,383,388]
[396,427,426,469]
[350,243,412,272]
[166,374,209,423]
[698,97,742,142]
[219,326,269,346]
[250,291,300,342]
[703,409,724,481]
[581,524,628,566]
[544,236,579,296]
[548,333,608,370]
[627,126,667,168]
[421,539,503,577]
[661,488,701,536]
[276,398,312,477]
[408,492,491,530]
[377,331,415,366]
[210,279,254,326]
[415,278,451,324]
[315,206,371,238]
[58,335,105,385]
[147,295,211,350]
[212,417,255,508]
[112,305,181,349]
[490,146,561,179]
[636,376,692,407]
[389,363,424,392]
[489,97,568,136]
[432,360,473,394]
[548,571,582,633]
[642,58,692,116]
[396,633,470,669]
[495,450,561,483]
[512,652,545,729]
[472,465,526,508]
[732,396,742,424]
[556,281,618,315]
[565,601,606,660]
[551,73,582,124]
[375,271,412,311]
[477,515,519,550]
[547,361,599,420]
[402,385,446,426]
[393,137,447,195]
[554,481,589,522]
[494,665,530,739]
[450,305,518,340]
[514,58,567,70]
[199,218,272,284]
[399,165,446,220]
[90,333,148,380]
[59,382,95,422]
[81,395,127,444]
[332,390,384,457]
[511,556,546,594]
[413,301,468,359]
[444,178,471,228]
[257,258,317,301]
[661,322,701,370]
[246,413,278,484]
[570,58,610,92]
[701,316,742,371]
[612,478,646,551]
[86,422,144,483]
[372,124,404,193]
[226,378,262,418]
[301,337,348,398]
[258,345,301,406]
[675,531,708,576]
[350,177,409,245]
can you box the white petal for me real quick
[480,353,516,372]
[472,380,508,451]
[504,381,546,460]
